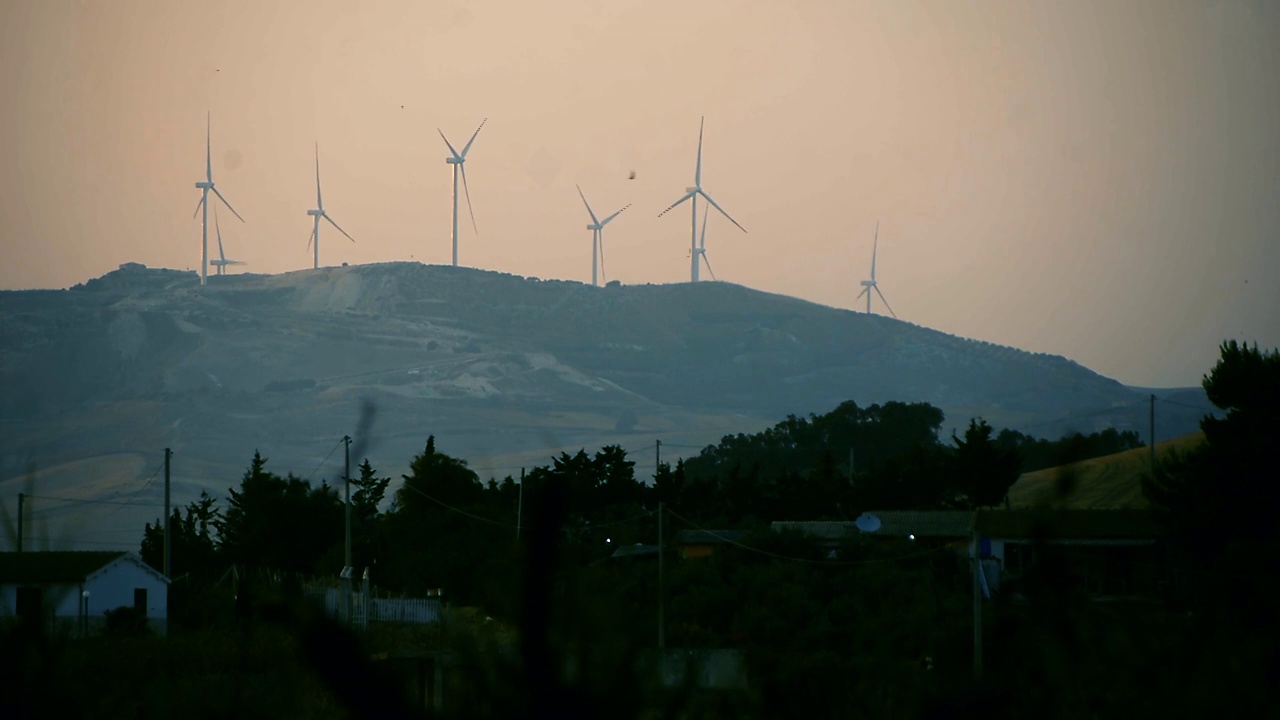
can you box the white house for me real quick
[0,551,169,634]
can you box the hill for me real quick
[1006,431,1207,510]
[0,262,1213,548]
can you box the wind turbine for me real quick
[576,185,630,287]
[658,116,746,282]
[305,142,356,269]
[855,221,897,318]
[693,209,717,280]
[210,206,246,276]
[192,112,244,286]
[439,118,486,267]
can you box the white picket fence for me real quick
[310,587,442,627]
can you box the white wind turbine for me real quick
[576,185,631,287]
[658,116,746,282]
[210,206,246,276]
[192,112,244,285]
[687,209,718,280]
[305,143,356,269]
[855,221,897,318]
[439,118,486,267]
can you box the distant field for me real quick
[1006,432,1206,510]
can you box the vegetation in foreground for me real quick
[5,340,1275,718]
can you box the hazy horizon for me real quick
[2,0,1277,388]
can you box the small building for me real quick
[674,530,747,560]
[0,551,169,634]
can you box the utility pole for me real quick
[163,448,172,578]
[655,439,661,472]
[1149,393,1156,469]
[658,501,666,651]
[517,467,524,541]
[343,435,352,570]
[849,447,854,484]
[343,434,352,624]
[16,493,23,553]
[972,528,983,680]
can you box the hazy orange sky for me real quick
[2,0,1276,388]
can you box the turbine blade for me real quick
[871,220,879,280]
[324,212,356,243]
[205,112,212,182]
[211,187,245,222]
[695,116,704,187]
[855,287,869,301]
[874,285,897,319]
[315,142,323,210]
[576,184,600,225]
[460,117,487,158]
[600,203,631,226]
[460,164,478,234]
[306,226,315,253]
[698,191,746,233]
[700,206,710,249]
[215,206,227,262]
[658,191,695,218]
[702,251,717,281]
[192,194,206,219]
[437,129,460,158]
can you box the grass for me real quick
[1006,431,1205,509]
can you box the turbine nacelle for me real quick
[861,280,875,287]
[685,186,699,193]
[587,224,600,231]
[446,156,463,164]
[307,208,324,216]
[195,181,213,189]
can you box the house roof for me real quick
[773,510,1162,542]
[675,530,747,546]
[609,543,661,560]
[0,551,127,583]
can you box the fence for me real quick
[307,586,442,628]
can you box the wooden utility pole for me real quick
[517,467,524,541]
[16,493,23,553]
[343,435,352,571]
[972,529,983,680]
[655,439,661,473]
[658,501,666,651]
[1149,394,1156,468]
[163,448,172,578]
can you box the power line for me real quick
[23,494,163,509]
[305,437,345,482]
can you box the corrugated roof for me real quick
[976,509,1161,540]
[772,510,1161,542]
[0,551,127,583]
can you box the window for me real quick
[134,588,147,615]
[16,586,42,620]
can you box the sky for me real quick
[1,0,1276,388]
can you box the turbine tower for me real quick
[576,185,630,287]
[658,116,746,282]
[192,112,244,285]
[305,142,356,269]
[855,221,897,318]
[439,118,486,267]
[210,206,246,276]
